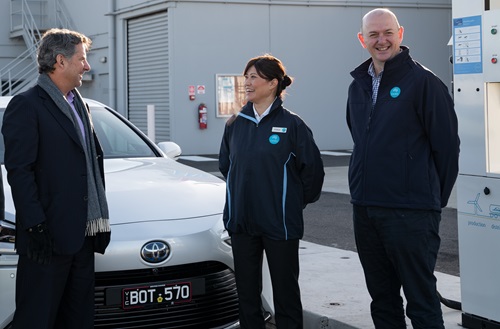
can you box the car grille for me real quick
[94,261,239,328]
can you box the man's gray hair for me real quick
[37,28,92,74]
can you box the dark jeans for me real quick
[13,237,95,329]
[353,205,444,329]
[231,233,303,329]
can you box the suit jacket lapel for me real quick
[38,87,83,149]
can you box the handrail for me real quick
[0,65,38,96]
[10,0,43,46]
[2,0,74,96]
[2,0,42,95]
[55,1,74,29]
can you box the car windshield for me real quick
[0,106,157,163]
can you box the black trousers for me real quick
[353,205,444,329]
[231,233,303,329]
[12,237,95,329]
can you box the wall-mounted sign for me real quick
[216,74,246,117]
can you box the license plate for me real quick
[122,281,192,309]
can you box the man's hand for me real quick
[27,222,53,265]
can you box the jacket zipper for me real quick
[362,96,375,203]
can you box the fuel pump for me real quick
[452,0,500,328]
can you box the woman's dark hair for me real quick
[243,54,293,97]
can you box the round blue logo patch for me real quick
[269,134,280,145]
[390,87,401,98]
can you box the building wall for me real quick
[0,0,453,155]
[112,0,453,155]
[66,0,110,105]
[0,2,35,94]
[0,0,110,99]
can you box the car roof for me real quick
[0,96,108,109]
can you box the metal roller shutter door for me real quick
[127,11,169,142]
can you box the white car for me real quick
[0,97,273,328]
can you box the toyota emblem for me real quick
[141,241,170,263]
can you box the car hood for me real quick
[103,157,226,224]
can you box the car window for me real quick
[0,106,157,163]
[90,107,156,159]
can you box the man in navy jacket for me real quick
[346,8,460,329]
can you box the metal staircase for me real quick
[1,0,74,96]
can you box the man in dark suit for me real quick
[2,28,111,329]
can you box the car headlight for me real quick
[0,219,15,244]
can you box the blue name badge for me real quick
[269,134,280,145]
[390,87,401,98]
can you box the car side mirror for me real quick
[157,142,182,160]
